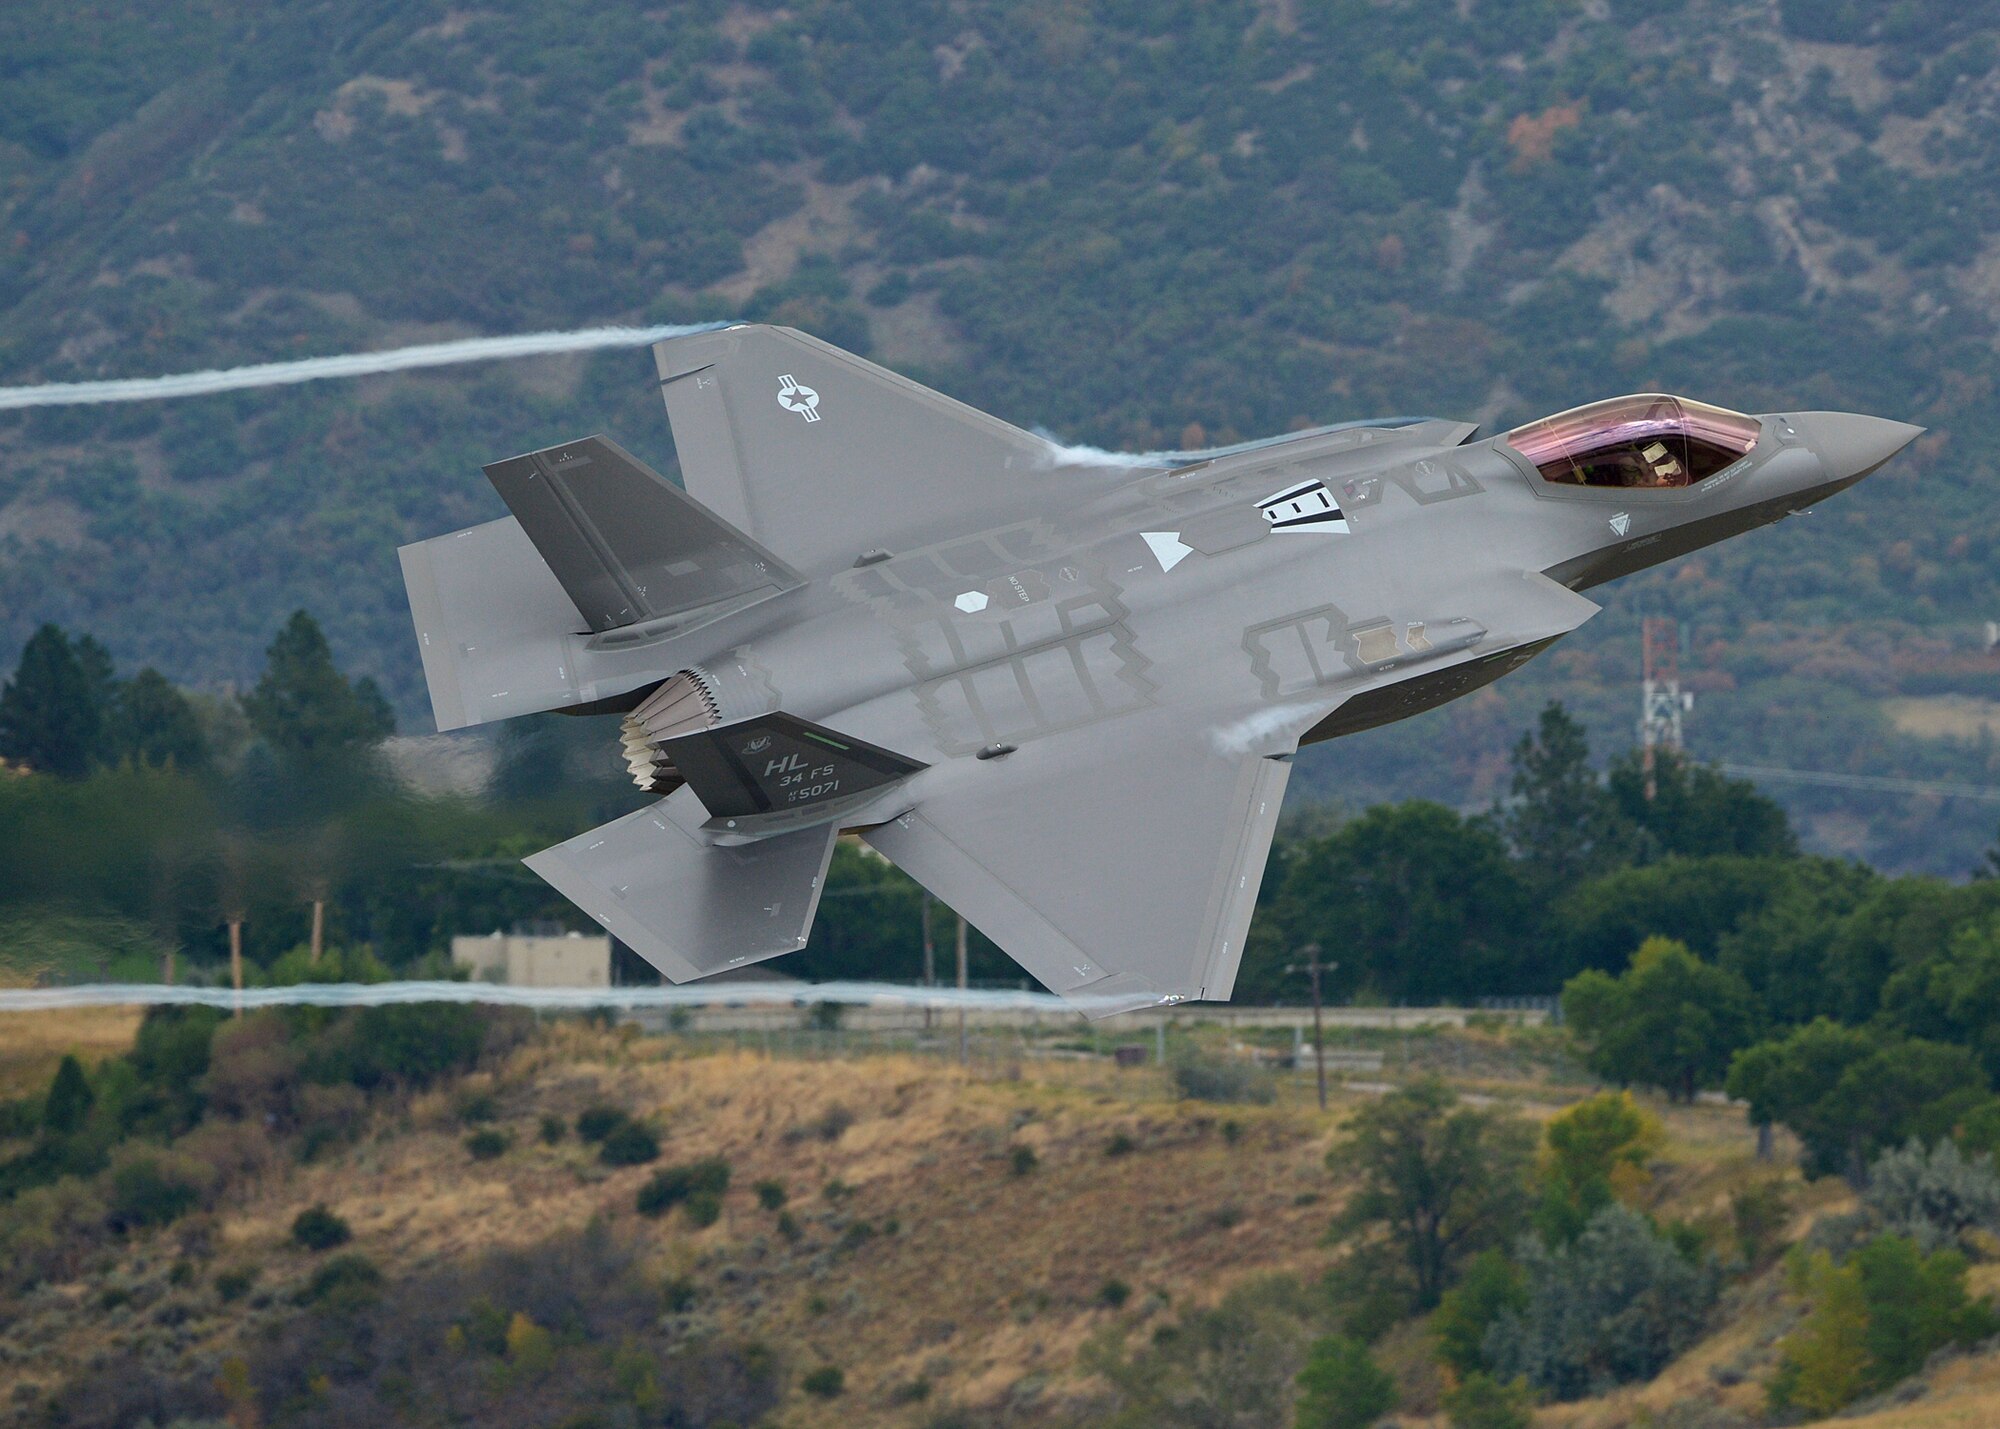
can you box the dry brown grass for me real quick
[1,1021,1365,1423]
[1886,695,2000,741]
[15,1017,2000,1428]
[0,1005,143,1099]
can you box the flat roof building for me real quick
[452,931,610,988]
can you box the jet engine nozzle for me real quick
[617,670,722,791]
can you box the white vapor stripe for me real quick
[1037,415,1436,469]
[0,979,1138,1015]
[0,322,733,410]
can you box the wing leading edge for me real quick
[864,712,1292,1018]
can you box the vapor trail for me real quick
[0,980,1123,1015]
[0,322,732,410]
[1039,415,1437,469]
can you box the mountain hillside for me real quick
[5,0,2000,868]
[14,1008,2000,1428]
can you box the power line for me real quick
[1722,763,2000,803]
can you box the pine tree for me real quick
[0,625,107,778]
[240,611,394,756]
[115,667,210,770]
[42,1054,95,1134]
[1504,701,1633,889]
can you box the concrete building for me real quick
[452,931,611,987]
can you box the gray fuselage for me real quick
[611,407,1907,827]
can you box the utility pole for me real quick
[956,911,969,1066]
[227,914,245,1017]
[1284,943,1336,1111]
[1639,616,1691,801]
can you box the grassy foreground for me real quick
[1,1012,1995,1427]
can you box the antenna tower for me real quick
[1638,616,1689,801]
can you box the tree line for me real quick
[11,612,2000,1185]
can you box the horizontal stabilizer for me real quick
[525,789,836,982]
[399,516,588,732]
[484,435,803,634]
[662,711,928,831]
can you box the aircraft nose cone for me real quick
[1792,411,1925,483]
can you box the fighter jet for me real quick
[398,324,1919,1016]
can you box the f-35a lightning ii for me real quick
[399,324,1919,1016]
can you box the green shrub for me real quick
[1009,1145,1038,1176]
[1087,1275,1315,1425]
[576,1104,628,1143]
[776,1210,801,1241]
[1169,1051,1275,1105]
[457,1091,498,1124]
[1863,1139,2000,1251]
[290,1204,352,1252]
[1441,1371,1534,1429]
[1731,1179,1794,1266]
[1099,1277,1131,1308]
[685,1191,723,1228]
[215,1266,258,1302]
[1295,1334,1396,1429]
[1433,1249,1527,1377]
[466,1129,510,1161]
[538,1114,566,1145]
[754,1177,787,1210]
[1486,1204,1718,1400]
[636,1157,730,1217]
[0,1094,36,1140]
[108,1156,201,1230]
[598,1122,660,1167]
[1106,1132,1136,1157]
[662,1275,697,1313]
[1772,1234,2000,1414]
[801,1365,844,1398]
[784,1105,854,1143]
[343,1004,486,1089]
[299,1252,382,1308]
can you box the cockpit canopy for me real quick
[1504,394,1762,490]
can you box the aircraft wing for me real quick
[863,708,1293,1018]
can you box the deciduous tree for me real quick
[1330,1078,1535,1310]
[1727,1020,1989,1181]
[1563,938,1758,1101]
